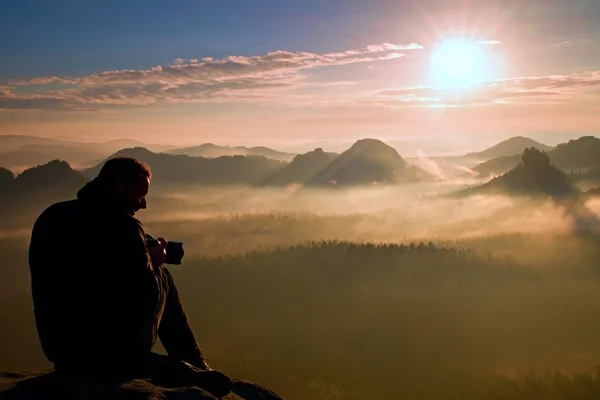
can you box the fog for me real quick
[129,183,599,255]
[3,181,600,399]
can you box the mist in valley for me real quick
[2,139,600,399]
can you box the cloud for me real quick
[509,72,600,90]
[374,71,600,107]
[1,43,415,111]
[325,42,422,58]
[4,41,599,113]
[9,76,77,86]
[365,43,423,52]
[0,93,93,111]
[477,40,502,45]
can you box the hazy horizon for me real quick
[2,1,600,153]
[0,132,591,158]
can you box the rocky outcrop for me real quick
[0,370,284,400]
[305,138,432,186]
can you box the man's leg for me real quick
[155,266,206,367]
[152,267,232,397]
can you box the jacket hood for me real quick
[77,177,128,214]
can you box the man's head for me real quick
[96,156,152,215]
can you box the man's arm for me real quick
[112,217,160,354]
[157,267,208,369]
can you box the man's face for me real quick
[120,173,150,216]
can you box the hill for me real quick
[406,136,554,180]
[304,139,432,186]
[259,148,337,186]
[465,148,577,198]
[83,147,287,185]
[472,154,521,178]
[0,144,105,170]
[0,160,88,228]
[471,136,600,177]
[550,136,600,171]
[168,143,296,162]
[13,159,87,193]
[0,167,15,191]
[0,136,176,171]
[0,135,69,153]
[465,136,553,161]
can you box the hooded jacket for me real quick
[28,177,161,369]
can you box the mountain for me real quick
[305,139,432,186]
[405,136,555,180]
[465,136,553,161]
[549,136,600,171]
[472,136,600,177]
[465,148,577,198]
[168,143,296,162]
[259,148,337,186]
[12,160,88,197]
[0,135,68,153]
[92,139,175,154]
[472,155,521,178]
[0,167,14,191]
[0,160,89,226]
[84,147,287,185]
[0,136,176,170]
[0,144,105,170]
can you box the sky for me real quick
[1,0,600,154]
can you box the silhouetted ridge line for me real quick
[466,136,553,160]
[83,147,287,185]
[259,147,337,186]
[473,136,600,177]
[304,138,433,186]
[0,160,88,209]
[168,143,296,162]
[463,148,578,198]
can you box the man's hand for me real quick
[148,237,168,267]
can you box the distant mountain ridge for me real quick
[0,135,176,171]
[464,148,577,198]
[465,136,553,160]
[259,148,338,186]
[168,143,296,162]
[473,136,600,177]
[83,147,287,185]
[0,160,89,217]
[3,135,598,191]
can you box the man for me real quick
[28,156,232,397]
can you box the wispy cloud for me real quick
[0,43,418,111]
[477,40,502,45]
[3,42,600,112]
[9,76,77,86]
[373,71,600,107]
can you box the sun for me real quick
[431,40,484,87]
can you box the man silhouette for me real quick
[28,156,232,397]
